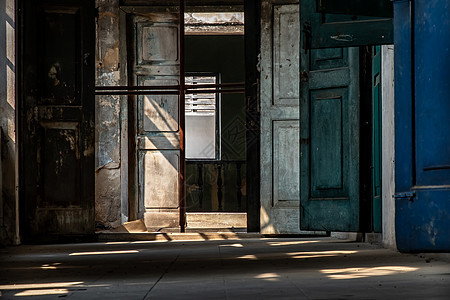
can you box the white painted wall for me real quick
[381,45,396,249]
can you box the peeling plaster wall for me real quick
[95,0,122,228]
[0,0,19,245]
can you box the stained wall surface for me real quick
[95,0,123,229]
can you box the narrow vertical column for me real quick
[179,0,186,232]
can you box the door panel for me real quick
[310,89,345,194]
[139,78,179,133]
[273,4,299,106]
[300,47,360,232]
[21,0,95,238]
[260,0,301,234]
[301,0,393,49]
[124,8,181,230]
[273,121,300,206]
[394,0,450,252]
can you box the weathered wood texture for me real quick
[123,8,181,230]
[260,0,301,234]
[299,43,360,231]
[21,0,95,238]
[301,0,393,49]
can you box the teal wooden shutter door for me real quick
[372,46,382,233]
[299,47,360,232]
[301,0,393,49]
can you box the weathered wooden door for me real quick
[260,0,301,234]
[21,0,95,238]
[299,0,393,232]
[299,46,360,232]
[394,0,450,251]
[122,7,182,230]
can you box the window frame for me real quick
[185,72,222,161]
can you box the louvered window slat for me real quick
[185,76,217,116]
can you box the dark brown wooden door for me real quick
[21,0,95,239]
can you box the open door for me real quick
[299,47,360,232]
[121,5,183,231]
[21,0,95,239]
[260,0,301,234]
[394,0,450,252]
[301,0,393,49]
[299,0,393,232]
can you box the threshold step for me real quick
[186,212,247,228]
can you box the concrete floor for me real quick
[0,237,449,299]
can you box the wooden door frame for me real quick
[119,2,261,231]
[244,0,261,232]
[359,46,375,234]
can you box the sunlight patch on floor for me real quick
[254,272,280,281]
[287,250,358,259]
[320,266,419,279]
[69,250,139,256]
[0,282,83,290]
[237,254,258,260]
[219,243,244,248]
[268,240,320,246]
[15,288,69,297]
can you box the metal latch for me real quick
[393,191,416,202]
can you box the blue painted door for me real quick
[394,0,450,252]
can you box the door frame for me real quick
[118,2,259,231]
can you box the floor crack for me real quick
[142,248,183,300]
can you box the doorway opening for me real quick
[96,2,253,233]
[183,11,247,232]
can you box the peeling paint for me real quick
[95,0,122,228]
[102,47,119,71]
[96,71,120,86]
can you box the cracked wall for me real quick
[95,0,122,229]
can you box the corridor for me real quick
[0,237,449,299]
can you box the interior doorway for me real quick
[111,2,251,233]
[183,12,247,231]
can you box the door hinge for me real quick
[393,191,416,201]
[300,71,309,82]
